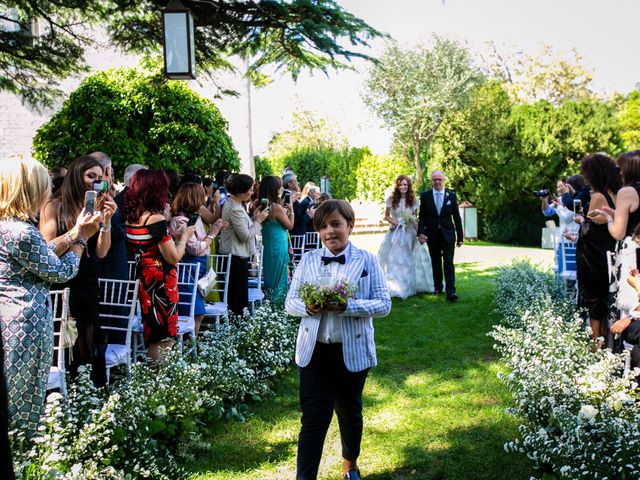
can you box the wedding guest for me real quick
[220,174,269,315]
[573,153,620,341]
[282,172,305,235]
[590,150,640,343]
[259,175,294,300]
[170,182,224,335]
[125,170,196,361]
[378,175,434,298]
[285,200,391,480]
[39,156,117,386]
[114,163,146,212]
[0,155,97,436]
[300,182,319,232]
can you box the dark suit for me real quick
[417,188,464,296]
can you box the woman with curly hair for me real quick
[574,153,620,343]
[124,170,195,361]
[377,175,434,298]
[590,150,640,347]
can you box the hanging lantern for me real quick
[162,0,196,79]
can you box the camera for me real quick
[533,188,550,198]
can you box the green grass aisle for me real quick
[186,261,531,479]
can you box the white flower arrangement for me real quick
[10,301,297,479]
[493,260,640,479]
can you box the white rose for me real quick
[579,404,598,420]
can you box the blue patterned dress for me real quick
[0,218,80,436]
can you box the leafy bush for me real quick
[32,65,240,179]
[491,261,640,479]
[11,302,296,480]
[354,153,412,202]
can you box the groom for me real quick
[417,170,464,302]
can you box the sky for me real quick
[187,0,640,170]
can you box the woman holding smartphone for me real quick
[259,175,295,301]
[573,153,620,343]
[39,156,117,386]
[169,182,225,336]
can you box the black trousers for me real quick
[427,231,456,295]
[297,342,369,480]
[228,255,249,316]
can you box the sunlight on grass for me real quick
[186,260,531,480]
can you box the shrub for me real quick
[11,302,296,479]
[354,153,412,202]
[32,65,240,179]
[492,261,640,479]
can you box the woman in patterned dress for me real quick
[0,155,100,437]
[124,170,195,361]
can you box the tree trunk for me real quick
[413,135,423,190]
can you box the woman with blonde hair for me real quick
[0,155,98,437]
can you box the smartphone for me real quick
[260,198,269,209]
[84,190,97,215]
[283,193,291,206]
[93,180,109,194]
[187,212,199,227]
[573,199,582,214]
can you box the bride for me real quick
[378,175,435,298]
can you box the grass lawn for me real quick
[185,260,532,480]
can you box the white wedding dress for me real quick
[378,196,435,299]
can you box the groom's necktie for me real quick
[436,191,443,214]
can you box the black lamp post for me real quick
[161,0,196,79]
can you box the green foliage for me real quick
[355,153,412,202]
[363,36,484,189]
[3,1,383,107]
[433,81,623,245]
[616,90,640,150]
[32,66,239,179]
[254,155,273,179]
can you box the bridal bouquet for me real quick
[300,279,355,309]
[399,213,417,227]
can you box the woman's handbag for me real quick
[198,267,217,298]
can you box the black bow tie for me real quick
[321,255,346,265]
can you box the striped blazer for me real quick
[285,243,391,372]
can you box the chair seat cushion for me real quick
[105,344,129,367]
[204,302,227,316]
[248,288,265,302]
[48,367,62,389]
[178,317,195,334]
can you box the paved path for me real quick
[351,233,554,269]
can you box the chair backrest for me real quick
[176,262,201,319]
[98,278,140,347]
[207,253,232,303]
[290,234,306,266]
[304,231,320,252]
[50,288,70,371]
[559,240,577,273]
[248,244,263,286]
[127,260,136,281]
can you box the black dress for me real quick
[576,192,616,322]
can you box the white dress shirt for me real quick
[316,243,352,344]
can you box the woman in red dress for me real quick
[124,170,195,361]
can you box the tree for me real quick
[32,65,239,178]
[1,0,383,107]
[363,36,483,189]
[432,81,623,244]
[481,43,595,105]
[616,90,640,150]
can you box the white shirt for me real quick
[316,243,352,344]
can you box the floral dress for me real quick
[125,220,178,344]
[378,196,434,299]
[0,218,79,436]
